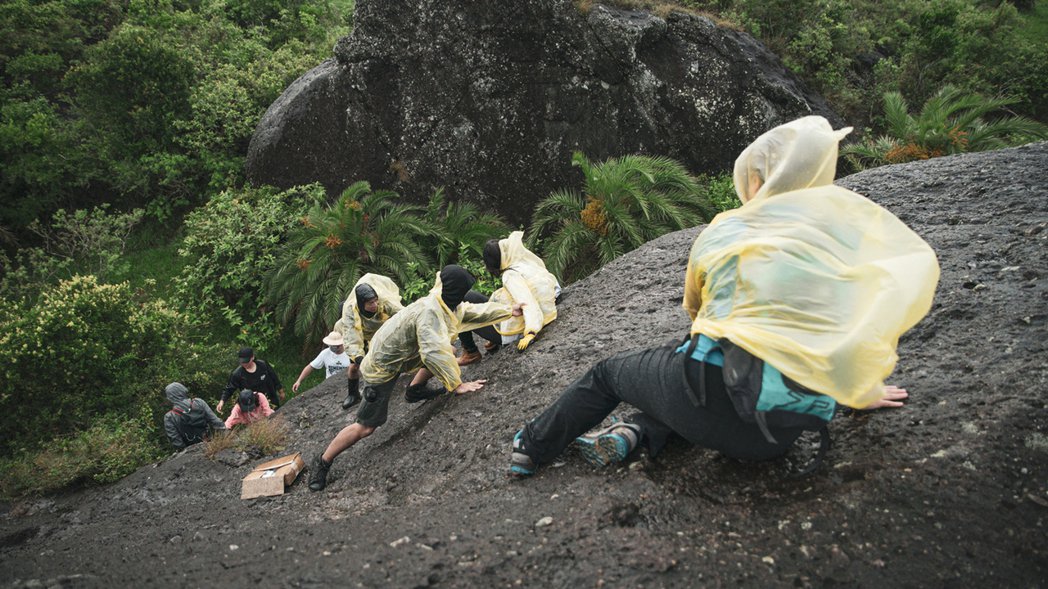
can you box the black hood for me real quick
[355,283,379,318]
[439,265,475,310]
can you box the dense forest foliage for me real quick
[0,0,1044,497]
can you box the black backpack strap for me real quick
[787,426,831,479]
[681,333,706,408]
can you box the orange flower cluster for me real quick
[324,235,343,249]
[296,259,311,270]
[580,196,609,236]
[884,143,943,164]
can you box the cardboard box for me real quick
[241,453,305,499]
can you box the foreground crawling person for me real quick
[509,116,941,477]
[330,274,404,409]
[309,265,523,491]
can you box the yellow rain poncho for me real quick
[333,274,404,360]
[360,275,514,392]
[489,231,559,337]
[685,116,940,408]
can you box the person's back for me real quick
[164,382,225,449]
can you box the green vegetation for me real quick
[671,0,1047,128]
[843,86,1048,169]
[529,151,714,282]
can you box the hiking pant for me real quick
[520,342,803,466]
[459,290,501,353]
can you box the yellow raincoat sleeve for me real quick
[457,301,514,334]
[334,302,367,360]
[415,305,463,392]
[502,271,543,334]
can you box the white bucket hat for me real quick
[322,331,344,346]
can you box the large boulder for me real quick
[246,0,840,224]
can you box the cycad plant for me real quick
[529,151,713,282]
[266,181,433,342]
[843,86,1048,170]
[423,188,508,268]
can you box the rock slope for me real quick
[2,144,1046,587]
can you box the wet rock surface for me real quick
[246,0,838,224]
[3,144,1047,586]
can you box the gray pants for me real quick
[519,342,803,466]
[355,378,399,428]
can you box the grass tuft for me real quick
[203,416,290,460]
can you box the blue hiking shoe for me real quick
[509,430,536,477]
[575,422,640,467]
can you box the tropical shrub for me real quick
[176,183,325,340]
[422,188,508,268]
[0,0,353,233]
[842,86,1048,170]
[266,181,434,342]
[529,151,714,282]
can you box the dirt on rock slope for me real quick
[2,143,1046,587]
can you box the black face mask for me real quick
[483,239,502,276]
[355,283,378,318]
[439,265,475,310]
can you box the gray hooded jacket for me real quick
[164,382,225,449]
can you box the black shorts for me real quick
[355,379,398,428]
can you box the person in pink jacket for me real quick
[224,389,274,428]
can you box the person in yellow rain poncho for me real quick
[328,274,404,410]
[486,231,560,347]
[309,265,524,491]
[509,116,940,478]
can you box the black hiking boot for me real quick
[308,455,331,492]
[341,392,360,410]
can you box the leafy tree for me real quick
[842,86,1048,170]
[266,181,434,342]
[0,275,224,455]
[175,183,324,339]
[529,151,714,283]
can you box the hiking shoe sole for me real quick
[575,423,638,467]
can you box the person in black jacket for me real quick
[216,347,285,414]
[163,382,225,449]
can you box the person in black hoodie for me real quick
[216,347,285,414]
[163,382,226,450]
